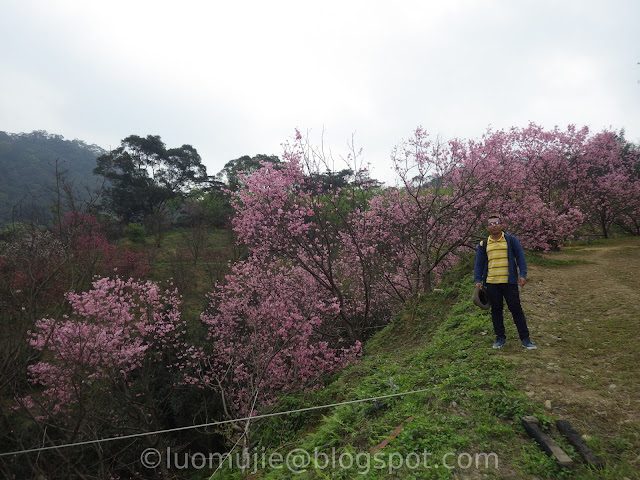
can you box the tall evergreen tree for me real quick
[94,135,209,222]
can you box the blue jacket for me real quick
[474,232,527,285]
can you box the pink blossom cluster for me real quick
[178,258,361,417]
[25,277,184,417]
[471,124,639,246]
[230,128,496,339]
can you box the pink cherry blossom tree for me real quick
[470,124,587,251]
[579,130,640,238]
[22,276,185,477]
[179,257,361,458]
[231,131,386,340]
[377,128,497,292]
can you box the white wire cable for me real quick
[0,388,430,458]
[207,387,262,478]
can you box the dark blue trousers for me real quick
[486,283,530,340]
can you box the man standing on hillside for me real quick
[474,215,537,350]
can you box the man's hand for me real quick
[519,277,527,287]
[475,283,483,289]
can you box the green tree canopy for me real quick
[216,154,281,191]
[94,135,209,222]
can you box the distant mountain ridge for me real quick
[0,130,106,223]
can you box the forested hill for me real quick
[0,130,105,222]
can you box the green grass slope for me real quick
[206,238,640,480]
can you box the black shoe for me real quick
[492,338,506,349]
[521,338,537,350]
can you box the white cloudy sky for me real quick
[1,0,639,184]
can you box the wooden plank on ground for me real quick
[521,416,573,468]
[556,419,603,469]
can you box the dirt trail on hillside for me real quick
[502,238,640,468]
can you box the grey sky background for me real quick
[1,0,638,184]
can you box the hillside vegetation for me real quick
[229,237,640,480]
[0,130,104,221]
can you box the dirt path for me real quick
[501,237,640,473]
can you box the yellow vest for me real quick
[486,233,509,284]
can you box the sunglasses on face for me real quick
[488,221,500,226]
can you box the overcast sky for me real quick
[1,0,639,184]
